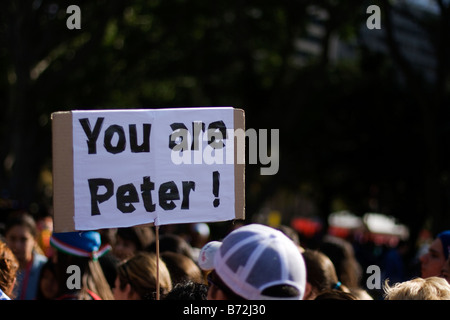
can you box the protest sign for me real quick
[51,107,245,232]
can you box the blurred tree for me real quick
[0,0,127,212]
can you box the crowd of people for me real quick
[0,210,449,300]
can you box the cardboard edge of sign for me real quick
[51,108,246,232]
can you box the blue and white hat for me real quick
[199,224,307,300]
[50,231,111,260]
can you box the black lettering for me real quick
[129,124,151,153]
[181,181,195,209]
[141,176,156,212]
[158,181,180,210]
[169,123,188,150]
[207,120,227,149]
[212,171,220,207]
[104,125,126,154]
[79,117,104,154]
[88,178,113,215]
[116,183,139,213]
[191,121,205,150]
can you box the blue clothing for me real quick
[14,251,47,300]
[437,231,450,260]
[0,288,11,300]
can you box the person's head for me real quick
[0,240,19,298]
[302,249,343,300]
[420,230,450,278]
[50,231,114,300]
[319,235,362,288]
[276,225,301,247]
[113,226,154,261]
[383,276,450,300]
[36,260,58,300]
[4,212,39,267]
[160,251,203,285]
[147,233,194,260]
[164,280,208,300]
[114,252,172,300]
[199,223,307,300]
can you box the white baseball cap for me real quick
[198,240,222,271]
[198,224,306,300]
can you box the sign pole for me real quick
[155,224,160,300]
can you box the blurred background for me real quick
[0,0,449,267]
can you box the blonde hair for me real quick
[79,259,115,300]
[384,277,450,300]
[117,252,172,299]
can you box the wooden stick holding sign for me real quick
[155,224,160,300]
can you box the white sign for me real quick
[70,107,237,230]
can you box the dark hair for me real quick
[314,289,358,300]
[319,235,362,288]
[261,284,300,298]
[98,251,120,290]
[207,270,245,300]
[303,249,340,292]
[164,280,208,300]
[116,226,154,251]
[5,212,38,238]
[146,234,194,260]
[35,260,57,300]
[160,251,203,285]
